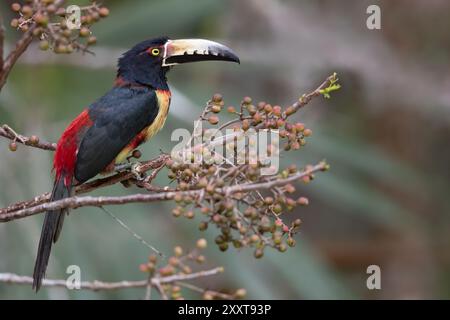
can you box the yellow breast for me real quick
[146,89,171,139]
[115,89,171,163]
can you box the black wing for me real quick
[74,87,158,183]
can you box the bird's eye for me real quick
[151,48,160,56]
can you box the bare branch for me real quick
[0,28,35,90]
[0,267,224,291]
[0,125,56,151]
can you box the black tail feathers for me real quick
[32,175,71,292]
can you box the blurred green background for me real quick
[1,0,449,299]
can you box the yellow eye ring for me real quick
[151,48,160,56]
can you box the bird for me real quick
[33,37,239,291]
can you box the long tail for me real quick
[32,174,71,291]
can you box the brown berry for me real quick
[34,13,48,27]
[87,36,97,45]
[227,106,236,113]
[303,128,312,137]
[208,116,219,125]
[242,96,252,104]
[10,19,19,28]
[211,105,221,113]
[99,7,110,17]
[29,135,39,145]
[21,5,33,18]
[254,248,264,259]
[11,3,21,12]
[132,150,142,159]
[264,104,273,113]
[298,197,309,206]
[39,39,49,50]
[272,105,282,116]
[285,106,296,116]
[196,238,207,249]
[212,93,223,103]
[235,288,247,299]
[174,246,183,257]
[9,142,18,152]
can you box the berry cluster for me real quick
[166,94,329,258]
[9,0,109,54]
[139,239,246,300]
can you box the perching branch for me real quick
[0,161,327,222]
[0,153,171,218]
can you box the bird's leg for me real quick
[114,162,133,172]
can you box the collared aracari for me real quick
[33,37,239,291]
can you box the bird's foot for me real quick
[130,162,145,181]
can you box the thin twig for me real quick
[0,125,56,151]
[100,206,164,258]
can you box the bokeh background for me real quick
[1,0,449,299]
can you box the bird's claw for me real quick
[131,163,145,181]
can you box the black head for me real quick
[117,37,240,89]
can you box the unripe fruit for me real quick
[9,142,18,152]
[242,119,250,131]
[10,19,19,28]
[285,106,296,116]
[227,106,236,113]
[38,40,50,51]
[295,122,305,132]
[235,288,247,299]
[174,246,183,257]
[11,3,21,12]
[211,105,221,113]
[78,27,90,37]
[198,221,208,231]
[29,135,39,145]
[298,197,309,206]
[242,96,252,104]
[303,128,312,137]
[99,7,110,17]
[272,105,282,116]
[219,242,229,251]
[254,248,264,259]
[287,237,296,247]
[212,93,223,103]
[87,36,97,45]
[264,197,274,205]
[132,150,142,159]
[21,5,33,18]
[196,238,207,249]
[208,116,219,125]
[34,13,48,27]
[56,8,66,16]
